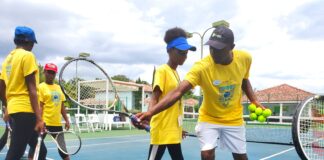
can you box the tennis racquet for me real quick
[58,57,149,131]
[33,130,81,160]
[33,132,43,160]
[292,95,324,160]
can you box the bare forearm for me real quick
[149,81,192,116]
[26,73,42,121]
[29,90,42,120]
[61,105,69,122]
[242,79,259,104]
[0,80,7,107]
[149,89,183,115]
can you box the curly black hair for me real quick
[164,27,187,44]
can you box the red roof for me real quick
[242,84,314,102]
[184,98,199,106]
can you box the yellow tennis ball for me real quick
[248,104,257,112]
[263,109,272,118]
[249,113,257,121]
[258,115,266,122]
[255,107,263,115]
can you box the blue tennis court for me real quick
[0,133,300,160]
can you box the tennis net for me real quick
[183,112,293,145]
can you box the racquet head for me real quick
[59,57,129,113]
[53,131,81,155]
[292,95,324,160]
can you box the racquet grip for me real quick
[129,115,150,132]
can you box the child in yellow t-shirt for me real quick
[0,26,46,160]
[147,27,196,160]
[40,63,71,160]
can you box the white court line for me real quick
[43,134,147,142]
[46,138,150,150]
[259,147,295,160]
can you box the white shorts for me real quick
[195,122,246,154]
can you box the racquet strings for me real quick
[60,59,115,111]
[298,96,324,159]
[55,131,81,155]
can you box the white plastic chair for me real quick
[107,114,132,131]
[88,114,102,132]
[75,113,90,133]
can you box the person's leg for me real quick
[147,144,167,160]
[195,122,219,160]
[201,148,215,160]
[48,126,70,160]
[166,143,184,160]
[220,126,247,160]
[232,153,248,160]
[6,113,35,160]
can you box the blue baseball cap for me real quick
[167,37,196,51]
[14,26,37,43]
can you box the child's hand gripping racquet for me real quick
[33,130,81,160]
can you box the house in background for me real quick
[242,84,314,123]
[142,84,152,112]
[183,98,199,118]
[79,80,152,112]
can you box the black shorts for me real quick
[148,143,184,160]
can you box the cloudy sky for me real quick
[0,0,323,94]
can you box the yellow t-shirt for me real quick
[185,50,252,126]
[0,48,39,114]
[39,82,66,126]
[150,64,183,144]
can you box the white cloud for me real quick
[1,0,323,94]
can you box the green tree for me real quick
[39,64,45,83]
[135,77,149,85]
[112,74,131,82]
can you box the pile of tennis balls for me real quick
[248,103,272,123]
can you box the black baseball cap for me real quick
[205,26,234,49]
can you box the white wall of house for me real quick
[95,91,134,110]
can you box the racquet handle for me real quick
[129,115,150,132]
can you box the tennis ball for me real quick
[263,109,272,118]
[249,113,257,121]
[258,115,266,123]
[248,104,257,112]
[255,107,263,115]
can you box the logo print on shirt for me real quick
[51,91,60,107]
[213,80,221,86]
[6,65,12,80]
[218,81,235,107]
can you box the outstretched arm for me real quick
[137,80,193,121]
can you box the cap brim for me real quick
[175,44,197,51]
[205,40,227,50]
[44,69,57,73]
